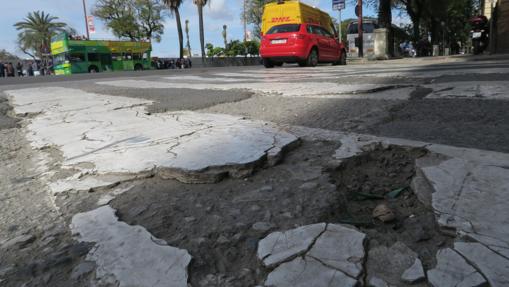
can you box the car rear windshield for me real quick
[267,24,301,35]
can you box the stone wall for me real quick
[192,57,261,68]
[496,0,509,53]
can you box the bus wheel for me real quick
[88,66,99,73]
[306,48,318,67]
[134,64,144,71]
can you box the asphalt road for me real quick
[2,55,509,152]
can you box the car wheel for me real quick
[88,66,98,73]
[340,51,347,65]
[263,58,274,68]
[275,63,283,67]
[306,48,318,67]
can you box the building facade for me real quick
[483,0,509,53]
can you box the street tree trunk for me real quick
[378,0,393,57]
[198,4,205,61]
[175,8,184,59]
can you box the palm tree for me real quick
[14,11,67,59]
[193,0,209,60]
[185,19,192,56]
[164,0,185,59]
[222,25,228,48]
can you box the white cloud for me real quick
[207,0,234,21]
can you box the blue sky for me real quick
[0,0,394,58]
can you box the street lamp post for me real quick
[82,0,90,40]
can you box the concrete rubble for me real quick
[258,223,366,286]
[427,248,486,287]
[71,205,191,287]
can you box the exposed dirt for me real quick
[109,140,340,287]
[326,145,453,269]
[0,95,18,130]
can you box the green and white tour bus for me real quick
[50,33,152,75]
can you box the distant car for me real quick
[260,23,347,68]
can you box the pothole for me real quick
[324,144,454,270]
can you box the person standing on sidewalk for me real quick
[6,63,15,77]
[16,62,23,77]
[0,62,5,78]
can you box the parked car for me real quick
[260,23,346,68]
[259,0,346,68]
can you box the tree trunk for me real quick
[378,0,393,57]
[175,8,184,59]
[198,5,205,61]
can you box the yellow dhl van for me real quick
[261,0,337,37]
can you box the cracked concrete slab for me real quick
[424,82,509,99]
[70,205,191,287]
[307,224,366,278]
[264,256,358,287]
[5,87,298,191]
[366,242,421,287]
[454,242,509,287]
[427,248,486,287]
[257,223,326,268]
[421,158,509,249]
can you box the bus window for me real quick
[112,53,122,61]
[143,52,149,60]
[53,54,69,65]
[70,53,85,62]
[124,53,133,60]
[88,53,99,62]
[133,53,142,61]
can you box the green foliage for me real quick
[14,11,68,59]
[93,0,167,42]
[205,40,260,57]
[244,0,266,39]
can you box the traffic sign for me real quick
[332,0,345,11]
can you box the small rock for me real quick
[250,205,261,212]
[282,212,293,219]
[372,204,396,222]
[368,276,389,287]
[217,236,230,244]
[184,217,196,223]
[258,185,273,193]
[71,261,95,280]
[1,234,36,250]
[252,222,275,232]
[401,258,425,283]
[194,237,207,245]
[299,182,318,190]
[263,211,272,221]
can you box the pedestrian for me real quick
[0,62,5,78]
[6,63,15,77]
[27,62,34,77]
[16,62,23,77]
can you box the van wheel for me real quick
[275,63,283,67]
[134,64,143,71]
[88,66,99,73]
[306,49,318,67]
[263,58,274,68]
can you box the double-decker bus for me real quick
[50,33,152,75]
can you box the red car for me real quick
[260,23,347,68]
